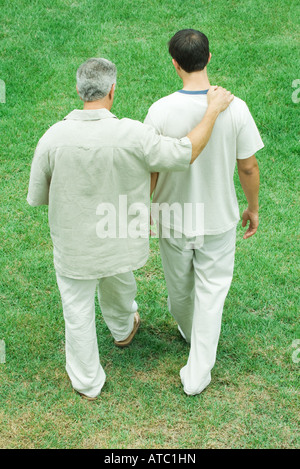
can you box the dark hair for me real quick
[168,29,209,73]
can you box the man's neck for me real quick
[83,102,109,110]
[83,97,112,110]
[181,70,210,92]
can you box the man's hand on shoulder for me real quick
[207,85,234,113]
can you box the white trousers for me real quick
[159,226,236,395]
[56,271,138,398]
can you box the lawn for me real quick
[0,0,299,449]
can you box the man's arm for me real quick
[27,139,51,206]
[237,155,260,239]
[187,86,234,163]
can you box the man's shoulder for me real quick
[119,116,150,135]
[34,120,65,154]
[148,92,179,111]
[226,96,256,129]
[39,118,66,140]
[229,95,247,110]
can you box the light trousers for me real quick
[159,226,236,395]
[56,271,138,398]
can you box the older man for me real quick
[27,57,233,400]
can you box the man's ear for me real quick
[207,52,212,64]
[109,83,115,99]
[172,58,180,71]
[76,85,83,100]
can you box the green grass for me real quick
[0,0,299,449]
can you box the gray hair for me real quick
[76,58,117,102]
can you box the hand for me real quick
[207,85,234,113]
[241,208,259,239]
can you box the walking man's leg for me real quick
[56,273,106,399]
[98,271,139,344]
[159,233,195,343]
[180,228,236,395]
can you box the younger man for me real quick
[145,30,264,395]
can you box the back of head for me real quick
[76,58,117,102]
[168,29,209,73]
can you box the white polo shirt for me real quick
[27,108,192,279]
[145,90,264,236]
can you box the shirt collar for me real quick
[64,108,117,121]
[177,89,209,95]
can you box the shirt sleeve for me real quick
[141,123,192,172]
[27,141,51,206]
[236,102,264,160]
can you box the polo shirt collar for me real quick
[177,89,209,95]
[64,108,117,121]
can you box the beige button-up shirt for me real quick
[27,109,192,279]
